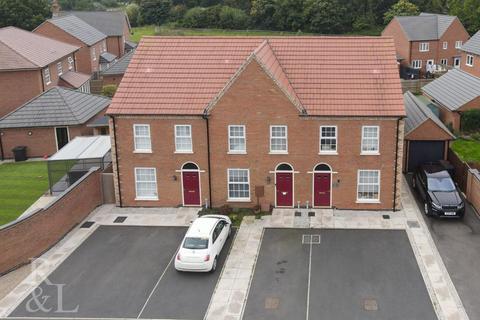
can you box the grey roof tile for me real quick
[0,87,110,128]
[422,69,480,111]
[100,52,117,64]
[125,40,137,50]
[404,91,454,138]
[57,11,130,36]
[461,30,480,55]
[396,13,456,41]
[101,49,134,76]
[48,15,106,46]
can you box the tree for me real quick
[448,0,480,34]
[102,85,117,98]
[250,0,276,29]
[183,6,209,27]
[304,0,349,34]
[126,3,142,27]
[272,0,306,31]
[219,6,250,29]
[141,0,172,25]
[0,0,50,30]
[384,0,419,24]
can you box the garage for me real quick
[403,92,455,172]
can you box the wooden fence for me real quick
[400,79,435,94]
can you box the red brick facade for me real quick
[0,54,76,118]
[111,61,404,211]
[34,22,103,74]
[382,17,469,73]
[461,51,480,78]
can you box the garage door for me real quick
[407,140,445,172]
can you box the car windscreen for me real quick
[183,237,209,249]
[427,177,456,192]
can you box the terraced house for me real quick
[107,37,405,211]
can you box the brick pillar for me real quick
[109,117,121,206]
[395,119,405,210]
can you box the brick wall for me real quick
[461,52,480,78]
[466,169,480,215]
[0,168,102,275]
[102,74,123,87]
[111,61,402,211]
[0,70,42,118]
[439,18,470,66]
[382,19,411,67]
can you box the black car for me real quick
[413,164,465,218]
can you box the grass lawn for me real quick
[451,139,480,163]
[0,161,49,226]
[131,25,382,43]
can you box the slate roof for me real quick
[461,30,480,55]
[125,40,137,51]
[107,37,404,117]
[100,52,117,64]
[58,11,130,37]
[102,49,134,76]
[403,91,454,138]
[395,13,456,41]
[422,69,480,111]
[46,15,106,46]
[0,87,110,128]
[59,71,91,88]
[0,26,79,71]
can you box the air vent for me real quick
[114,216,127,223]
[80,221,94,228]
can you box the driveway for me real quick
[9,225,235,319]
[243,228,437,320]
[406,174,480,319]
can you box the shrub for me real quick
[126,3,141,27]
[461,109,480,133]
[169,4,187,22]
[183,7,209,28]
[219,6,250,29]
[101,84,117,98]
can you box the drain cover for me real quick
[114,216,127,223]
[265,297,279,309]
[407,220,420,228]
[80,221,94,228]
[302,234,321,244]
[294,211,302,217]
[308,211,315,217]
[382,214,390,219]
[364,299,378,311]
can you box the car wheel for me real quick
[211,257,218,273]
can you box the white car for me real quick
[175,215,232,272]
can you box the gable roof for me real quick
[59,71,91,88]
[107,36,404,117]
[395,13,456,41]
[102,49,134,76]
[422,69,480,111]
[58,11,131,36]
[44,15,106,46]
[403,91,454,138]
[461,30,480,55]
[0,87,110,128]
[0,26,79,71]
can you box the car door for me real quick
[211,222,224,257]
[217,220,229,249]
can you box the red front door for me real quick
[276,172,293,207]
[182,172,200,206]
[314,173,331,207]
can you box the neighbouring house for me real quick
[382,13,470,75]
[107,37,405,211]
[57,11,132,58]
[99,52,118,72]
[403,91,455,172]
[0,87,110,160]
[460,30,480,78]
[422,69,480,131]
[101,49,135,86]
[34,15,108,74]
[0,26,81,118]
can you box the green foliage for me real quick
[102,84,117,98]
[451,138,480,163]
[219,6,250,29]
[272,0,305,31]
[0,0,50,31]
[141,0,173,25]
[250,0,276,29]
[304,0,349,33]
[183,7,209,27]
[126,3,142,27]
[170,4,188,22]
[461,109,480,133]
[448,0,480,34]
[384,0,420,24]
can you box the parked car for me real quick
[175,215,232,272]
[413,163,465,218]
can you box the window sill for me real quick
[360,152,380,156]
[356,200,381,204]
[174,151,194,154]
[135,197,158,201]
[319,152,338,155]
[228,151,247,155]
[227,199,251,203]
[133,150,152,154]
[269,151,288,155]
[466,64,473,67]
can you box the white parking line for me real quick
[136,252,176,319]
[305,239,313,320]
